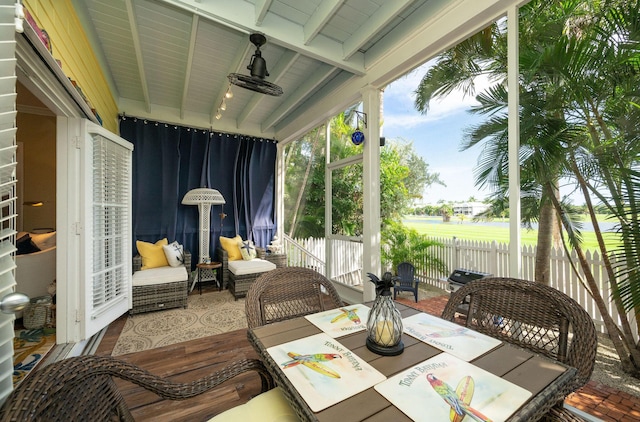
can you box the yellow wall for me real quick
[23,0,118,133]
[16,111,56,232]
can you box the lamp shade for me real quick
[181,188,225,205]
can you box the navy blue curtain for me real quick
[119,117,277,269]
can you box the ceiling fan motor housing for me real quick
[249,49,269,79]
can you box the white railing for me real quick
[282,234,638,342]
[282,236,326,275]
[283,235,362,286]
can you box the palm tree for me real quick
[414,5,567,287]
[439,204,453,222]
[381,221,447,276]
[414,0,640,375]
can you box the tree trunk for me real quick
[548,191,640,376]
[288,129,321,237]
[569,158,640,368]
[535,196,554,285]
[571,244,639,375]
[587,112,640,348]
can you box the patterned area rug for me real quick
[112,290,247,356]
[13,328,56,387]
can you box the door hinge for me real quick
[73,222,81,235]
[74,136,81,149]
[76,309,81,322]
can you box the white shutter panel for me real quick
[0,0,18,403]
[82,122,132,338]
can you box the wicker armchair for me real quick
[217,246,266,286]
[441,277,598,422]
[0,355,276,421]
[131,251,192,314]
[245,266,343,329]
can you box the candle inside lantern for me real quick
[375,320,395,346]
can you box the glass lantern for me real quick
[366,272,404,356]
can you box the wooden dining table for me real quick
[247,302,578,422]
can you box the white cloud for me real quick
[383,112,433,128]
[383,62,494,130]
[383,60,497,202]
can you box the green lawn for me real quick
[403,216,620,251]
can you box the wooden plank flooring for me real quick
[94,292,637,422]
[95,292,262,421]
[94,284,348,421]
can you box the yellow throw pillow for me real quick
[136,238,169,269]
[220,235,243,261]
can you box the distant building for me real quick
[453,202,489,217]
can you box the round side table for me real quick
[195,262,222,294]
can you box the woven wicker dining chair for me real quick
[441,277,598,422]
[245,266,344,329]
[0,355,278,422]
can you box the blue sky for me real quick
[382,64,491,204]
[381,63,587,206]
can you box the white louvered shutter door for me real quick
[0,0,19,403]
[81,121,132,338]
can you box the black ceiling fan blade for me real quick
[227,74,283,96]
[227,33,283,96]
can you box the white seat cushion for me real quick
[132,266,188,286]
[228,258,276,276]
[30,231,57,250]
[208,387,298,422]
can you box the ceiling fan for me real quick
[228,33,283,96]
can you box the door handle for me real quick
[0,292,29,314]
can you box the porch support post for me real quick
[507,5,522,277]
[362,86,381,302]
[275,141,285,243]
[324,120,332,279]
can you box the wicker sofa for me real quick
[131,251,192,314]
[217,247,276,299]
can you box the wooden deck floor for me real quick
[95,313,263,421]
[95,291,640,422]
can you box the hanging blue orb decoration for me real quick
[351,130,365,145]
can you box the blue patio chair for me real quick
[393,262,419,302]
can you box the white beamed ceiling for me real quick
[75,0,529,142]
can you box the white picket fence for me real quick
[282,235,638,342]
